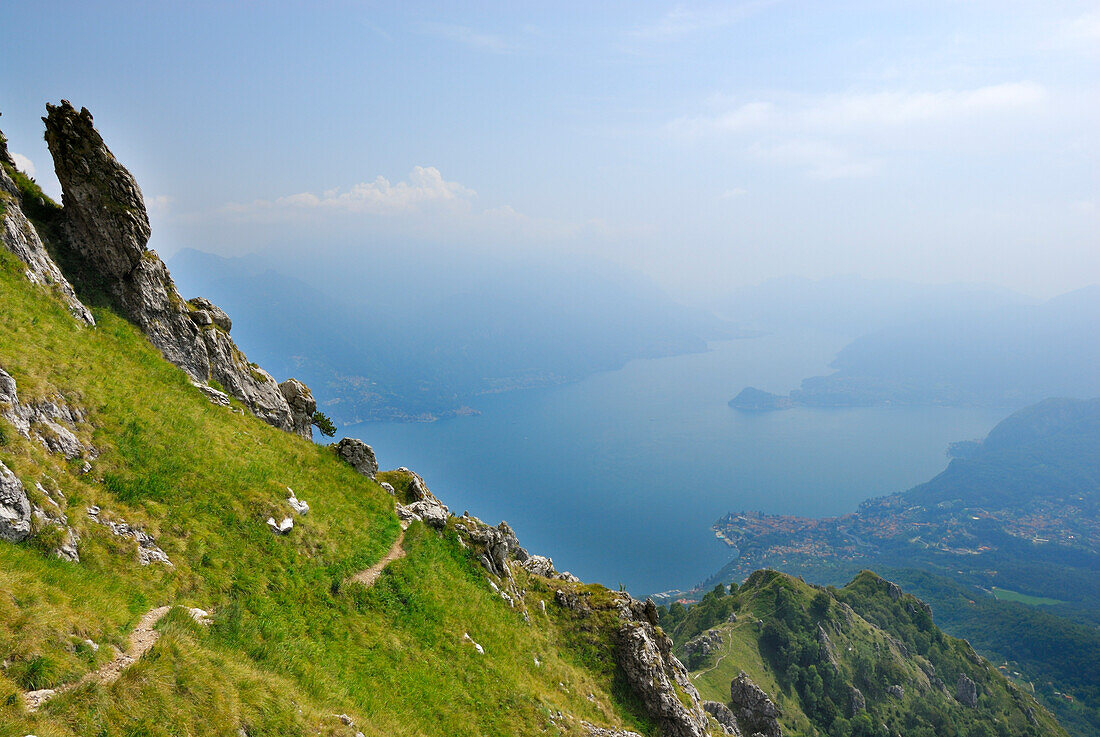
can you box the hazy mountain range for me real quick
[168,248,743,423]
[731,284,1100,410]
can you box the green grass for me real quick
[991,587,1065,607]
[0,248,651,736]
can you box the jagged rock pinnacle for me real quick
[38,101,311,436]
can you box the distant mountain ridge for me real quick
[730,286,1100,411]
[169,248,744,423]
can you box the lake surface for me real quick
[343,332,1006,596]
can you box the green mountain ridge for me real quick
[703,395,1100,735]
[0,103,1066,736]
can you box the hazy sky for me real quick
[2,1,1098,300]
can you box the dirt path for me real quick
[24,605,172,711]
[349,530,406,588]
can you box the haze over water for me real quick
[346,332,1006,596]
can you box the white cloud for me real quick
[426,23,514,53]
[10,152,35,177]
[1060,10,1100,44]
[750,140,880,180]
[226,166,476,216]
[146,194,172,213]
[629,1,777,41]
[669,82,1046,179]
[671,82,1046,136]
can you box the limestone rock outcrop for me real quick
[391,467,450,529]
[957,674,979,707]
[40,101,305,435]
[521,554,556,577]
[334,438,378,479]
[703,701,742,736]
[729,672,782,737]
[0,122,94,325]
[278,379,315,440]
[683,629,723,663]
[0,461,32,543]
[583,725,643,737]
[87,505,171,566]
[0,368,96,461]
[616,601,709,737]
[849,686,866,715]
[459,518,529,578]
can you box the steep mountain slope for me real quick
[0,103,1067,737]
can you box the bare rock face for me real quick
[703,700,742,736]
[0,461,32,543]
[186,297,232,332]
[729,672,782,737]
[957,674,979,708]
[521,554,556,577]
[278,379,315,440]
[459,519,529,578]
[683,629,723,665]
[0,368,96,461]
[87,505,171,565]
[41,101,301,434]
[334,437,378,479]
[849,686,866,716]
[0,122,93,325]
[583,725,643,737]
[616,605,709,737]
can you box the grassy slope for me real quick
[0,247,649,737]
[673,572,1065,737]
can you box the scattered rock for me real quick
[729,672,782,737]
[187,608,212,626]
[334,438,378,479]
[86,506,172,565]
[286,488,309,515]
[817,624,839,671]
[191,380,231,407]
[582,724,644,737]
[278,379,315,440]
[0,368,95,460]
[266,516,294,534]
[334,714,354,727]
[462,632,485,654]
[555,589,590,614]
[957,674,979,707]
[32,499,80,562]
[380,482,395,495]
[0,461,32,543]
[703,700,742,736]
[683,630,723,662]
[886,581,903,601]
[396,499,448,528]
[886,684,905,699]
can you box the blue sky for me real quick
[2,1,1098,300]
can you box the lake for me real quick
[342,331,1006,596]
